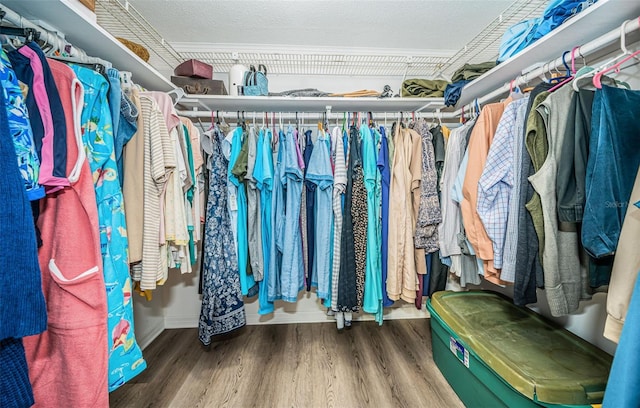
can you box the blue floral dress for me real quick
[199,126,247,345]
[0,49,43,200]
[71,65,146,391]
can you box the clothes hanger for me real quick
[588,18,640,89]
[547,51,572,84]
[593,48,640,88]
[549,47,580,92]
[0,10,40,45]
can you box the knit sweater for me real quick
[0,77,46,408]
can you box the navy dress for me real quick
[199,128,247,345]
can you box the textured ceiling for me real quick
[96,0,549,78]
[125,0,513,51]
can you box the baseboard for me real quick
[164,304,429,329]
[137,324,165,350]
[165,316,199,329]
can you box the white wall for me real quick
[162,270,429,329]
[212,72,407,97]
[131,287,166,350]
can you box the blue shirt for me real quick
[253,128,275,314]
[452,148,485,278]
[305,130,333,300]
[280,126,305,302]
[268,130,286,301]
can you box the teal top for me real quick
[361,124,383,323]
[229,127,257,296]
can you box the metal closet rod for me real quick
[435,15,640,119]
[0,3,110,66]
[180,111,445,124]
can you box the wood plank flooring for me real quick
[109,319,463,408]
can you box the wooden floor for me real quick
[110,319,463,408]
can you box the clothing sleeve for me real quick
[147,100,169,186]
[360,125,376,186]
[451,148,469,205]
[231,134,249,181]
[284,128,303,181]
[263,132,274,191]
[253,132,265,189]
[409,129,423,193]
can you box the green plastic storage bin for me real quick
[427,291,612,408]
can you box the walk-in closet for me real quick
[2,0,640,407]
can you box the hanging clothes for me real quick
[246,127,264,281]
[115,80,138,187]
[387,125,422,303]
[129,93,173,291]
[513,82,552,306]
[604,168,640,343]
[181,117,205,246]
[8,42,69,192]
[438,124,468,276]
[280,126,305,301]
[179,121,198,267]
[0,77,46,408]
[268,129,286,302]
[145,92,190,277]
[253,128,275,315]
[330,126,347,312]
[229,126,258,297]
[582,85,640,259]
[305,129,333,300]
[376,126,394,307]
[337,126,360,312]
[303,129,315,291]
[531,84,584,317]
[451,142,484,287]
[477,97,528,281]
[500,99,530,283]
[24,59,109,408]
[603,261,640,408]
[362,124,383,322]
[0,49,43,201]
[412,119,441,254]
[461,99,511,285]
[351,126,368,308]
[71,64,146,391]
[199,124,247,345]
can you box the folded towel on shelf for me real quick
[444,80,471,107]
[401,79,449,98]
[329,89,381,97]
[450,62,496,82]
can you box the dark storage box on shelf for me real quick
[173,59,213,79]
[171,76,227,95]
[427,291,612,408]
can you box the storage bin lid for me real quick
[430,291,612,405]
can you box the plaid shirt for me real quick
[477,98,528,271]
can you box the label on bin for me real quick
[449,337,469,368]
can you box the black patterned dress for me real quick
[351,130,368,307]
[337,127,368,311]
[199,128,247,345]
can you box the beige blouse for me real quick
[387,126,424,303]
